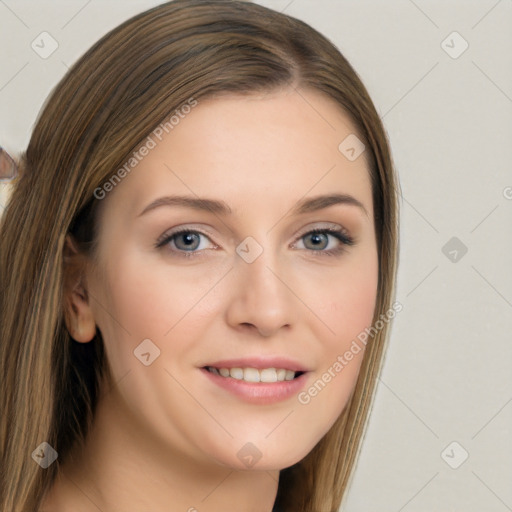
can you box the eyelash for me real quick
[155,226,355,259]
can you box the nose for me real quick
[224,242,298,338]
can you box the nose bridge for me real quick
[227,232,297,335]
[236,233,285,298]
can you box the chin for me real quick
[208,441,312,472]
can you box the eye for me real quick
[293,227,354,257]
[155,228,216,258]
[155,225,355,259]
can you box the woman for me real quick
[0,1,400,510]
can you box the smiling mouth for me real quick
[204,366,305,383]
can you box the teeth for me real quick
[260,368,276,382]
[244,368,260,382]
[284,370,295,381]
[230,368,244,380]
[207,367,299,382]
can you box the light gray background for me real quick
[1,1,511,511]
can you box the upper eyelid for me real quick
[158,223,352,248]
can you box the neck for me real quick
[40,385,279,512]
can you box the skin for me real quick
[41,86,378,512]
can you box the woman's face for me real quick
[84,87,378,471]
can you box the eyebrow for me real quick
[137,193,368,218]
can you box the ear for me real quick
[62,234,97,343]
[0,147,18,181]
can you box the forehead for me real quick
[98,87,373,221]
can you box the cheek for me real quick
[314,251,379,348]
[90,250,218,374]
[329,275,378,340]
[303,250,378,404]
[88,253,166,378]
[295,285,377,444]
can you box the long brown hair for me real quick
[0,1,400,510]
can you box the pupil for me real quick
[180,233,198,249]
[309,233,326,249]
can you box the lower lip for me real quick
[200,368,309,405]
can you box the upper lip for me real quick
[203,357,310,372]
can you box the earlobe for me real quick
[65,292,97,343]
[63,234,97,343]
